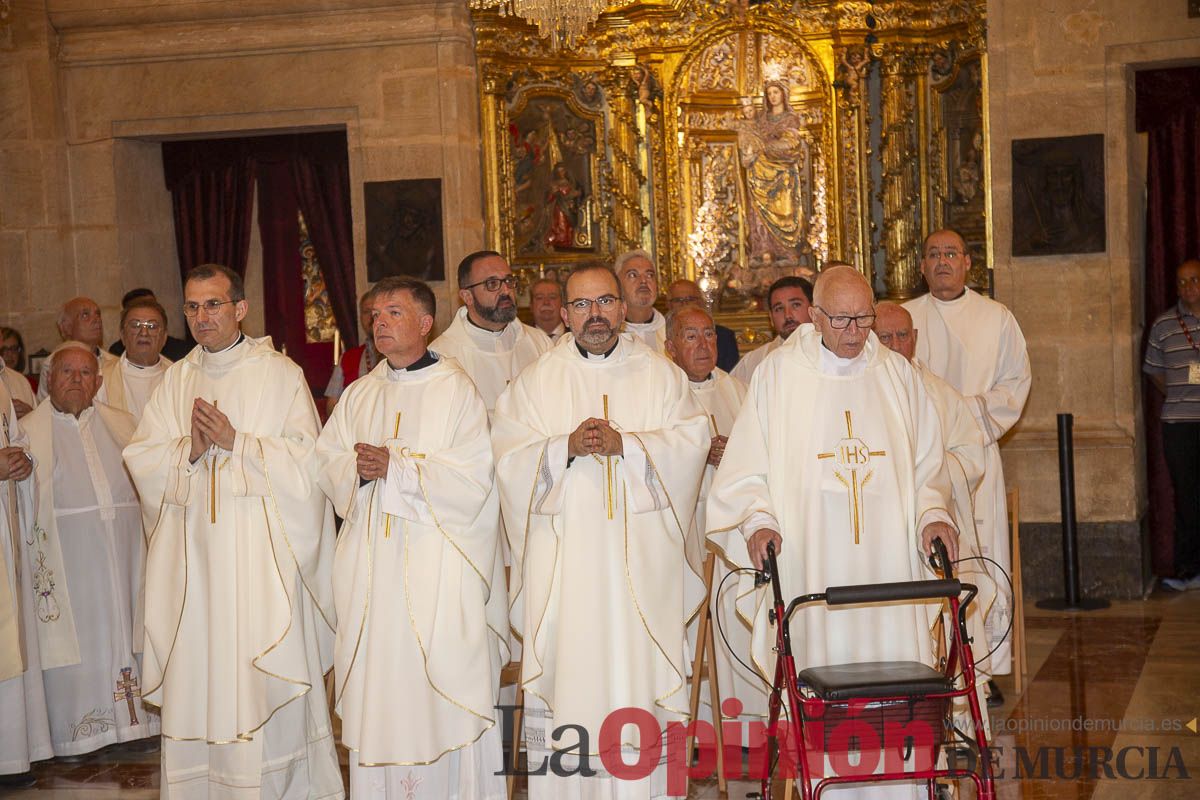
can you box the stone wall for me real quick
[987,0,1200,594]
[0,0,483,351]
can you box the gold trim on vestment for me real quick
[402,522,495,724]
[618,481,691,718]
[413,462,490,590]
[139,444,191,704]
[258,438,336,633]
[348,719,495,767]
[335,477,377,708]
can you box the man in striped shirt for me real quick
[1144,258,1200,591]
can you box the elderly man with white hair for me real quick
[21,342,158,757]
[37,297,119,402]
[707,266,956,799]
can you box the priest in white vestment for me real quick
[100,297,174,422]
[37,297,119,402]
[730,275,813,384]
[22,343,159,756]
[707,267,958,799]
[875,303,994,725]
[123,264,342,800]
[493,266,710,799]
[616,250,667,352]
[904,230,1031,688]
[0,360,35,419]
[431,251,552,418]
[664,307,764,723]
[317,277,506,799]
[430,250,551,707]
[0,384,52,786]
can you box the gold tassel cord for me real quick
[604,398,614,522]
[384,412,401,539]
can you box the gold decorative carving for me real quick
[472,0,990,306]
[879,48,925,299]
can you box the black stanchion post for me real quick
[1037,413,1109,611]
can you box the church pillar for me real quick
[478,64,511,266]
[879,49,925,299]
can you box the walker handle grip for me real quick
[825,578,962,606]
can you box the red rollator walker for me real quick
[755,539,996,800]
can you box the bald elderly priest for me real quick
[124,264,341,800]
[493,265,710,799]
[22,343,159,757]
[317,277,507,799]
[708,267,957,799]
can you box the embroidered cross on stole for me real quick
[817,410,888,545]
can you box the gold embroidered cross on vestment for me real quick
[816,410,887,545]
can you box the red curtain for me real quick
[161,132,355,393]
[1138,67,1200,576]
[162,140,256,278]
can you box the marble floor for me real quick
[3,587,1198,799]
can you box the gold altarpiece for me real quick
[473,0,990,346]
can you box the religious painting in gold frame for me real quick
[665,25,837,309]
[503,89,605,265]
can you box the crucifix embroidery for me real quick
[114,667,141,725]
[817,410,887,544]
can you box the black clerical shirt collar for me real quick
[576,339,619,360]
[387,350,438,373]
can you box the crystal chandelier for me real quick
[469,0,634,49]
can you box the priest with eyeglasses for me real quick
[430,250,552,420]
[124,263,342,800]
[707,266,957,800]
[492,265,709,799]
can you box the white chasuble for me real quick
[492,334,709,800]
[707,328,954,672]
[429,306,552,417]
[101,353,173,422]
[915,361,994,727]
[729,336,781,385]
[686,370,766,721]
[316,357,506,798]
[0,392,52,774]
[622,309,667,354]
[21,400,159,756]
[906,290,1030,674]
[706,328,955,798]
[123,336,342,800]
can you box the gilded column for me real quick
[878,49,924,299]
[600,68,648,255]
[478,63,511,257]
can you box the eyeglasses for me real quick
[815,306,876,330]
[924,249,963,261]
[0,344,20,354]
[567,295,620,313]
[1178,276,1200,288]
[125,321,162,332]
[667,295,701,306]
[462,276,518,293]
[183,299,236,317]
